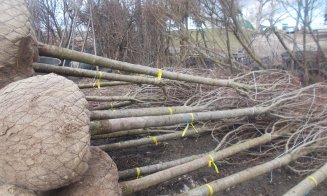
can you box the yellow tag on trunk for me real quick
[97,71,103,89]
[205,184,214,196]
[157,69,163,80]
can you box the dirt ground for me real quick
[93,134,327,196]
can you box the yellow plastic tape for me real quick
[147,136,158,145]
[136,167,142,179]
[182,123,190,137]
[205,184,214,196]
[157,69,163,80]
[208,155,219,174]
[182,113,198,137]
[97,71,103,89]
[189,112,198,133]
[168,107,174,115]
[308,176,318,186]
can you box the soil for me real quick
[95,134,327,196]
[79,78,327,196]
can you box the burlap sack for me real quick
[0,184,36,196]
[0,74,90,191]
[0,0,38,89]
[47,147,121,196]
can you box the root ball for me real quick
[0,74,90,191]
[47,147,121,196]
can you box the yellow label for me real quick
[157,69,163,80]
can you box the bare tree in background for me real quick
[26,0,83,49]
[26,0,326,81]
[279,0,326,84]
[254,0,270,31]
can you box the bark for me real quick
[78,82,132,89]
[118,153,204,180]
[283,161,327,196]
[32,63,161,86]
[90,106,269,135]
[92,101,133,110]
[91,129,176,139]
[98,127,210,151]
[37,44,255,89]
[86,96,141,102]
[90,105,208,120]
[120,133,280,195]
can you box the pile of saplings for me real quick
[0,74,121,196]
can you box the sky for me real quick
[240,0,327,29]
[184,0,327,30]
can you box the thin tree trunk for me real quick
[37,44,255,89]
[90,106,269,135]
[92,101,133,110]
[302,0,309,85]
[273,28,300,66]
[78,81,132,89]
[91,129,176,139]
[118,153,204,180]
[225,19,234,72]
[98,127,210,151]
[32,63,161,86]
[283,161,327,196]
[308,26,327,61]
[90,105,209,120]
[291,2,301,71]
[233,31,267,69]
[180,149,310,196]
[220,0,266,69]
[120,133,282,195]
[86,96,141,102]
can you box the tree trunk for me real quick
[273,28,300,66]
[98,127,210,151]
[224,16,234,72]
[90,106,269,135]
[302,0,309,85]
[91,105,209,120]
[78,81,132,89]
[180,149,310,196]
[284,161,327,196]
[32,63,162,86]
[37,44,255,89]
[120,133,281,195]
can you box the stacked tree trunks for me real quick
[33,43,327,195]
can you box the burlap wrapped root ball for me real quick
[0,74,90,191]
[0,184,36,196]
[47,146,122,196]
[0,0,38,89]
